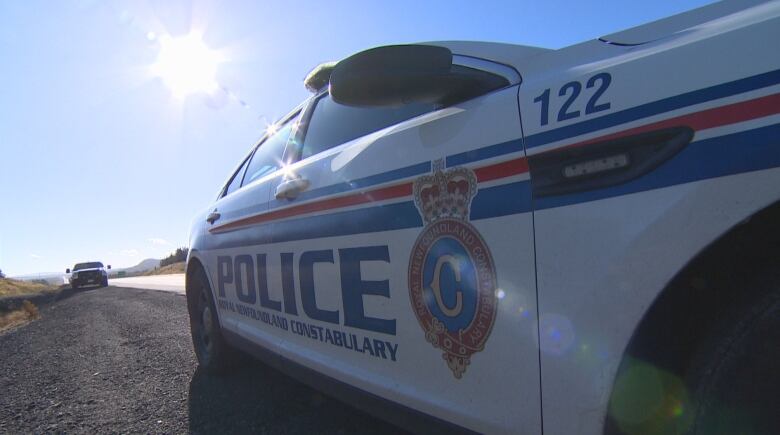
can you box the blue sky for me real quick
[0,0,714,276]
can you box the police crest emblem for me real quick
[408,161,498,379]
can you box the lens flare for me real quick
[671,399,684,417]
[609,358,693,434]
[151,32,224,97]
[536,313,575,355]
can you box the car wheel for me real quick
[186,266,241,374]
[685,276,780,434]
[72,283,79,290]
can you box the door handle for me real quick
[206,211,221,224]
[528,126,694,197]
[275,177,310,199]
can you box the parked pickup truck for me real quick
[67,262,110,289]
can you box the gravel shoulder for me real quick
[0,286,401,434]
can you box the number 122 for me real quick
[533,72,612,126]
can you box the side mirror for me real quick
[329,45,508,107]
[66,268,71,273]
[107,265,112,270]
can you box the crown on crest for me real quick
[413,162,477,225]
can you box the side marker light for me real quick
[563,153,630,178]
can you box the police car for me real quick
[185,1,780,433]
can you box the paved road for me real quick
[0,286,401,434]
[109,274,185,294]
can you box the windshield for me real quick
[73,262,104,271]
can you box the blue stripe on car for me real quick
[535,122,780,209]
[524,68,780,149]
[208,123,779,248]
[205,180,533,249]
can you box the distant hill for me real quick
[143,261,185,276]
[111,258,161,277]
[122,258,161,274]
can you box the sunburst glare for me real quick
[151,32,224,97]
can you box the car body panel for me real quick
[200,86,540,433]
[194,120,304,356]
[516,3,780,433]
[599,0,769,45]
[187,2,780,433]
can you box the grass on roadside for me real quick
[143,262,185,276]
[0,300,40,333]
[0,278,59,298]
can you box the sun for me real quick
[151,32,224,97]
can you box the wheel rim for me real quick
[196,286,215,360]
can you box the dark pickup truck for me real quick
[66,262,110,289]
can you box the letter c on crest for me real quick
[429,255,463,317]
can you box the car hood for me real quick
[72,268,104,273]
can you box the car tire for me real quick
[72,283,79,290]
[685,273,780,435]
[186,266,241,374]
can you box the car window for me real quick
[223,157,250,197]
[299,94,436,160]
[242,120,295,187]
[73,262,103,270]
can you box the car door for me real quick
[519,9,780,434]
[260,64,541,432]
[199,111,300,351]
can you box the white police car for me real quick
[186,1,780,433]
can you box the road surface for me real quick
[0,286,401,434]
[109,274,185,293]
